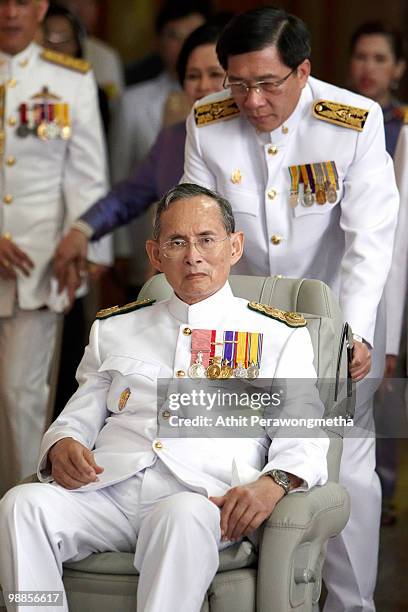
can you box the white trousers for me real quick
[323,397,381,612]
[0,459,222,612]
[0,308,59,496]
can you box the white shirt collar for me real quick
[0,42,39,75]
[167,282,235,326]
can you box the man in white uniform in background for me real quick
[182,7,399,611]
[0,0,109,495]
[0,183,328,612]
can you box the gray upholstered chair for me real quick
[2,275,351,612]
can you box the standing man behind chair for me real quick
[182,7,399,612]
[0,0,108,496]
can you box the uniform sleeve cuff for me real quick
[72,220,94,239]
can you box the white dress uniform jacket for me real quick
[37,283,329,495]
[385,126,408,356]
[183,77,399,347]
[0,42,109,316]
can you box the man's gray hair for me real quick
[153,183,236,239]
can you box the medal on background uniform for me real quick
[314,163,327,205]
[16,87,72,140]
[118,387,131,411]
[288,165,300,208]
[324,161,339,203]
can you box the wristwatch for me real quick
[263,469,291,495]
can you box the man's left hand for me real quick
[210,477,285,542]
[349,340,371,382]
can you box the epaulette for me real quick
[41,49,91,74]
[96,298,155,320]
[194,97,240,127]
[248,301,307,328]
[312,99,369,132]
[400,105,408,124]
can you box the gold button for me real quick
[183,327,192,336]
[162,410,171,420]
[176,370,186,378]
[6,156,15,167]
[267,189,277,200]
[271,235,282,245]
[2,232,12,240]
[19,58,29,68]
[154,441,163,450]
[315,104,323,112]
[8,116,17,127]
[7,79,16,88]
[282,125,289,134]
[268,145,278,155]
[3,195,13,204]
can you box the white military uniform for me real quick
[385,125,408,357]
[0,42,109,495]
[0,283,328,612]
[183,77,400,612]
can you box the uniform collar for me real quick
[167,282,235,325]
[0,41,39,75]
[266,79,313,144]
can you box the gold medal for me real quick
[220,360,233,378]
[315,184,327,205]
[61,124,72,140]
[206,363,221,379]
[37,122,48,140]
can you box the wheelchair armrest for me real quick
[257,481,350,612]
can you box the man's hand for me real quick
[0,235,34,280]
[53,228,89,294]
[349,340,371,382]
[48,438,104,489]
[210,477,286,542]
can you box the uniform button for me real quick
[19,58,29,68]
[2,232,12,240]
[282,125,289,134]
[267,189,277,200]
[154,441,163,450]
[8,116,17,127]
[7,78,16,88]
[176,370,186,377]
[268,145,278,155]
[271,235,283,245]
[3,195,13,204]
[162,410,171,420]
[6,156,16,166]
[183,327,192,336]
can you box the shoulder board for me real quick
[194,97,240,127]
[248,301,307,328]
[312,99,369,132]
[41,49,90,74]
[96,298,155,320]
[400,105,408,124]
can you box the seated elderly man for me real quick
[0,183,328,612]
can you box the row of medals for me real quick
[290,181,337,208]
[16,118,71,141]
[188,352,260,380]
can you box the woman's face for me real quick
[43,15,80,58]
[183,43,225,105]
[349,33,405,103]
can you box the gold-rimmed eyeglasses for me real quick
[224,68,296,98]
[160,236,230,259]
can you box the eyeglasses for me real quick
[160,236,230,259]
[224,68,296,98]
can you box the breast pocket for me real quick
[98,355,161,414]
[221,185,261,218]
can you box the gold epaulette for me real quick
[248,301,307,328]
[96,298,156,320]
[312,99,369,132]
[194,97,240,127]
[401,105,408,124]
[41,49,90,74]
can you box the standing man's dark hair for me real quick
[216,6,311,70]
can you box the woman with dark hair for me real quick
[349,21,406,157]
[54,21,227,299]
[349,22,407,527]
